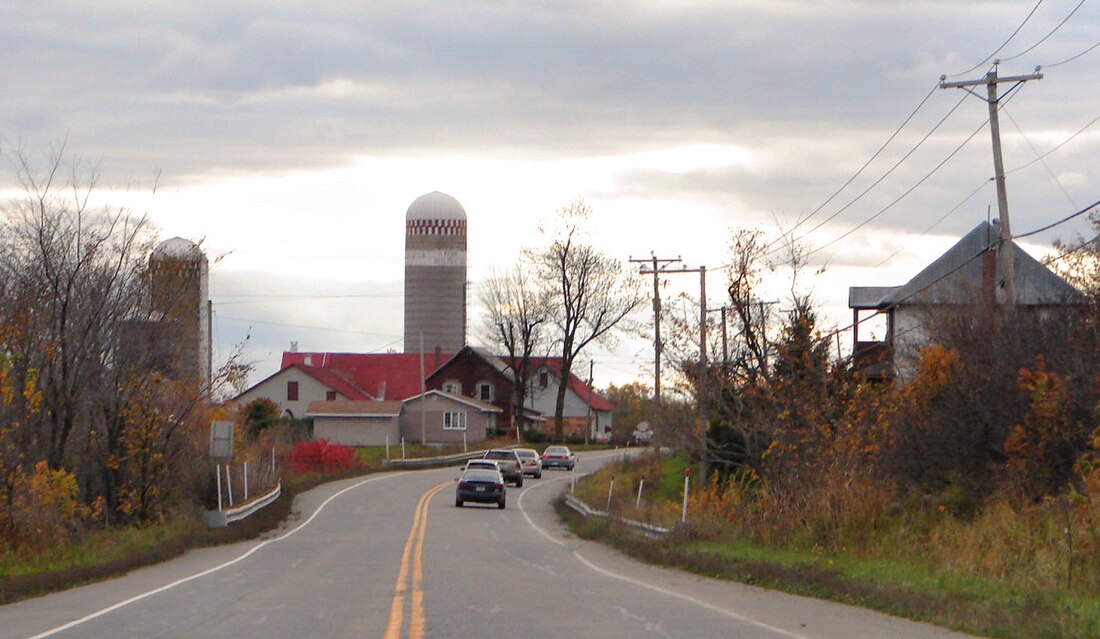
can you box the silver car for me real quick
[514,448,542,478]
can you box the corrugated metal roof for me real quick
[849,221,1082,309]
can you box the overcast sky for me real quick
[3,1,1098,389]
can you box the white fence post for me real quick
[386,435,390,460]
[225,464,234,508]
[271,447,276,475]
[636,475,645,510]
[606,475,615,511]
[463,431,467,452]
[401,436,406,459]
[243,461,249,501]
[682,469,690,523]
[216,463,223,511]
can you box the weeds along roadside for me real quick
[563,450,1100,639]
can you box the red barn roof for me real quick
[281,351,452,401]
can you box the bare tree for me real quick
[529,199,644,441]
[478,265,551,430]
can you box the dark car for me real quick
[455,468,506,509]
[483,449,524,486]
[541,445,576,470]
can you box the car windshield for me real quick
[515,450,537,458]
[544,447,568,455]
[462,470,500,482]
[485,451,514,460]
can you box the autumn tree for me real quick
[601,381,654,443]
[529,199,644,441]
[0,147,250,525]
[478,265,552,428]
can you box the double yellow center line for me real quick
[383,481,450,639]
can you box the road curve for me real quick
[0,450,977,639]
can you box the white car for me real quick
[462,459,500,472]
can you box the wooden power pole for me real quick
[630,253,682,423]
[940,63,1042,305]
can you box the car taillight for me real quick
[495,483,503,490]
[458,482,467,489]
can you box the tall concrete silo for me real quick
[404,191,467,354]
[149,237,210,385]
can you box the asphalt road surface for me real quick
[2,450,976,639]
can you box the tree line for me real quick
[0,150,246,549]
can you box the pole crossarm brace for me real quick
[938,63,1043,305]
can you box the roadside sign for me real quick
[210,421,234,459]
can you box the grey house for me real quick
[850,220,1082,380]
[400,390,501,445]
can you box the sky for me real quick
[2,1,1098,392]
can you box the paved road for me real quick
[1,450,976,639]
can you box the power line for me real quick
[1042,37,1100,67]
[1002,104,1078,209]
[1013,197,1100,240]
[1006,111,1100,175]
[784,92,970,258]
[806,113,991,259]
[762,83,941,253]
[874,178,993,268]
[760,89,966,260]
[944,0,1045,78]
[1001,0,1087,62]
[217,314,402,339]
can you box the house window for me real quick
[443,411,467,430]
[287,381,299,401]
[477,382,494,402]
[538,371,549,388]
[442,380,462,394]
[326,390,337,401]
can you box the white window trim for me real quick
[476,381,494,402]
[443,411,467,431]
[443,380,462,395]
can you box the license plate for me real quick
[476,486,485,492]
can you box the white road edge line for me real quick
[571,551,810,639]
[516,449,633,548]
[25,472,397,639]
[517,449,808,639]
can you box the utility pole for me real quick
[707,306,729,366]
[655,263,709,480]
[940,63,1042,305]
[630,253,682,432]
[585,360,594,445]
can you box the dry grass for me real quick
[567,451,1100,639]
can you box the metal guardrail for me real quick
[202,481,282,529]
[381,444,520,470]
[563,493,673,539]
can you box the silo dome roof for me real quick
[406,191,466,220]
[152,237,204,259]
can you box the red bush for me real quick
[288,439,359,475]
